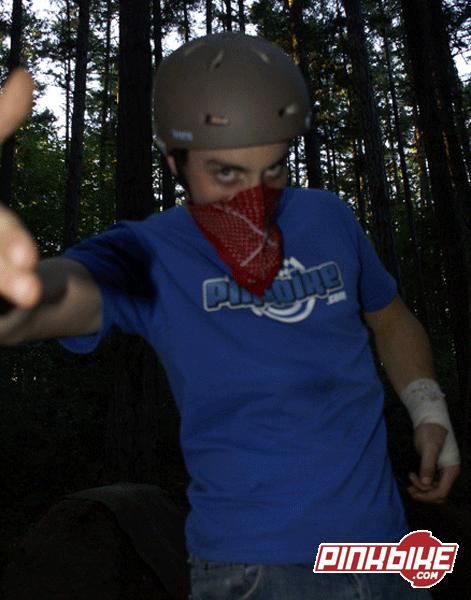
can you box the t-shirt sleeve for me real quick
[335,196,398,313]
[57,220,155,354]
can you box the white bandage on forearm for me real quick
[399,378,460,468]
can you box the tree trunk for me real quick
[293,137,300,186]
[285,0,322,188]
[104,0,159,485]
[224,0,232,31]
[329,121,339,196]
[63,0,90,249]
[238,0,245,31]
[65,0,72,163]
[450,63,471,180]
[183,0,190,42]
[428,0,471,201]
[413,106,445,332]
[98,0,113,229]
[342,0,403,296]
[116,0,154,221]
[352,137,367,228]
[206,0,213,34]
[382,91,400,204]
[152,0,175,210]
[412,107,432,213]
[104,335,161,483]
[384,3,430,329]
[0,0,23,209]
[337,11,367,229]
[324,125,333,190]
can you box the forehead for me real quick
[188,141,289,167]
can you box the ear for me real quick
[166,155,177,176]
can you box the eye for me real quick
[215,167,238,184]
[264,161,286,179]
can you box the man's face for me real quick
[166,141,290,205]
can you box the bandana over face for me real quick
[187,185,284,296]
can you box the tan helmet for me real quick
[153,31,312,155]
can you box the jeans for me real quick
[188,553,434,599]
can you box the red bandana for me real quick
[187,185,284,296]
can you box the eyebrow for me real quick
[204,151,289,173]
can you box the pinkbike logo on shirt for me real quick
[203,256,346,323]
[314,530,458,589]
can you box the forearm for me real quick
[0,257,101,346]
[373,313,437,396]
[0,258,67,345]
[373,314,460,468]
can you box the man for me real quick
[0,33,460,599]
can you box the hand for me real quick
[0,68,34,144]
[0,201,42,309]
[0,69,41,311]
[407,423,460,504]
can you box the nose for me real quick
[248,172,264,188]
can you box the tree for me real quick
[104,0,159,484]
[62,0,90,249]
[377,0,429,331]
[96,0,115,227]
[342,0,402,294]
[116,0,154,221]
[224,0,232,31]
[206,0,213,33]
[152,0,175,210]
[0,0,24,209]
[284,0,322,188]
[64,0,73,161]
[400,0,471,458]
[238,0,246,31]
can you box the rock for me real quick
[3,483,190,599]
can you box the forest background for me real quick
[0,0,470,581]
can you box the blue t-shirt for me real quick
[57,187,409,564]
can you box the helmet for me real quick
[153,31,311,155]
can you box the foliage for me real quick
[13,110,66,255]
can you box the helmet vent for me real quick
[205,114,230,126]
[278,103,298,118]
[183,41,205,57]
[253,49,270,64]
[209,50,225,70]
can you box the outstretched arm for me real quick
[0,69,102,346]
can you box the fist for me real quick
[0,203,42,309]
